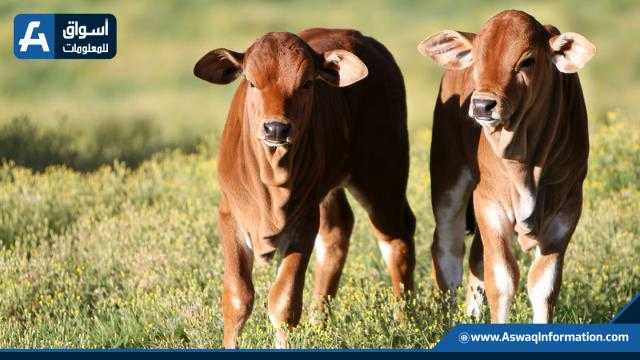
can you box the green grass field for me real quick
[1,0,639,348]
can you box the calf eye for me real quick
[248,81,256,88]
[301,79,313,90]
[519,57,535,70]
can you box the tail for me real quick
[465,196,476,234]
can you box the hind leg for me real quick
[431,167,474,292]
[465,231,485,319]
[312,189,354,310]
[349,183,415,296]
[370,200,416,296]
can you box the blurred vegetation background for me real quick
[1,0,639,169]
[0,0,639,349]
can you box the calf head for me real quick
[419,10,595,160]
[194,32,367,149]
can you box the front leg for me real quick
[268,226,316,348]
[474,194,518,323]
[527,247,565,323]
[219,197,255,349]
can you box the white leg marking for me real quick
[378,241,393,267]
[314,234,327,265]
[236,225,253,252]
[483,202,508,236]
[237,226,254,269]
[529,248,558,324]
[230,295,244,311]
[434,168,473,290]
[515,191,536,225]
[493,262,514,323]
[274,329,288,349]
[243,232,253,251]
[465,274,485,319]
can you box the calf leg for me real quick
[527,247,565,323]
[526,210,575,323]
[368,199,416,296]
[483,244,519,323]
[431,168,474,292]
[348,156,415,297]
[219,200,254,349]
[465,231,485,319]
[475,196,518,323]
[268,233,315,348]
[312,189,354,311]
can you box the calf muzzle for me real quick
[262,121,291,147]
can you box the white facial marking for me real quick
[314,234,327,265]
[529,249,558,324]
[493,262,515,323]
[434,168,474,290]
[378,241,393,267]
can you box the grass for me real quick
[0,0,639,349]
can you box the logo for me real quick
[18,21,50,53]
[14,14,117,60]
[14,14,54,59]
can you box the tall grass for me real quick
[0,119,638,347]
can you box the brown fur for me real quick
[419,10,594,323]
[196,28,415,348]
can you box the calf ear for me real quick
[418,30,475,70]
[194,48,244,84]
[544,24,561,37]
[318,49,368,87]
[549,32,596,73]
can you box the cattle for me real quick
[418,10,595,323]
[194,28,415,348]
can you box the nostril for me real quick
[263,123,273,136]
[484,99,497,112]
[281,124,291,137]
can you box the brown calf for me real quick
[194,28,415,347]
[418,10,595,323]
